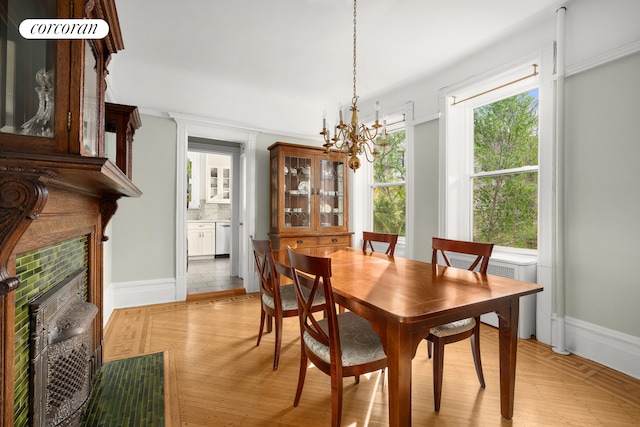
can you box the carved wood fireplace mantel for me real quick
[0,1,140,425]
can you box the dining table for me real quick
[272,246,543,427]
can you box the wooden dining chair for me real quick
[287,247,387,427]
[251,238,325,370]
[362,231,399,256]
[426,237,494,412]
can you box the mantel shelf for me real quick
[0,152,142,198]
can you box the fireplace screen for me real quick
[29,269,97,427]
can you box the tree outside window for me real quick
[472,90,539,249]
[372,130,406,237]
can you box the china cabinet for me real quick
[0,1,139,425]
[268,142,353,249]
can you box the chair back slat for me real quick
[251,238,280,301]
[431,237,494,274]
[287,248,340,358]
[362,231,399,256]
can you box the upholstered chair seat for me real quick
[262,284,325,312]
[428,318,475,338]
[303,311,386,366]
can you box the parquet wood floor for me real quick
[103,294,640,426]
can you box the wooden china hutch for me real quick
[0,1,140,425]
[268,142,353,249]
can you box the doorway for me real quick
[186,139,241,294]
[171,113,258,301]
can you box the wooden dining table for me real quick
[272,246,543,427]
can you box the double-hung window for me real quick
[444,62,540,253]
[357,111,408,257]
[372,126,406,237]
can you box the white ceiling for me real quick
[108,0,562,138]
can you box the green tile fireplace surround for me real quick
[13,236,89,427]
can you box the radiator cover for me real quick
[445,253,537,339]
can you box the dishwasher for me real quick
[215,222,230,257]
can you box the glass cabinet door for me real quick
[82,42,98,155]
[1,0,56,138]
[284,154,312,229]
[319,159,345,228]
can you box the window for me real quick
[444,62,540,253]
[372,128,406,237]
[472,90,539,249]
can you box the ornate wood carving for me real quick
[0,174,49,293]
[0,173,48,427]
[100,196,119,242]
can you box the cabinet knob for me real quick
[331,238,338,243]
[296,239,304,244]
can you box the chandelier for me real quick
[320,0,387,171]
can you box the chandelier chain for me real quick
[352,0,357,103]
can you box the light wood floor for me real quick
[104,293,640,426]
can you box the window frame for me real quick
[441,59,546,257]
[356,103,413,258]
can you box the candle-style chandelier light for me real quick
[320,0,387,171]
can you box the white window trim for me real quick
[439,51,554,260]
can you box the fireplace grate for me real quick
[30,269,97,427]
[48,342,90,410]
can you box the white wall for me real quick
[109,114,178,308]
[411,119,440,263]
[564,52,640,336]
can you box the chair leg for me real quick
[427,339,433,359]
[470,318,485,388]
[331,373,344,427]
[432,337,445,412]
[293,346,308,407]
[273,316,283,370]
[266,313,273,333]
[354,375,359,384]
[256,306,266,347]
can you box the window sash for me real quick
[470,165,538,179]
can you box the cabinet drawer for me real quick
[317,235,351,246]
[279,237,319,249]
[188,222,215,230]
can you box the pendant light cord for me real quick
[352,0,358,105]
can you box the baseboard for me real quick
[111,278,178,309]
[564,316,640,380]
[103,284,115,327]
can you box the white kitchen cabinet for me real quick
[205,154,231,204]
[188,222,216,257]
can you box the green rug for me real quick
[81,352,165,427]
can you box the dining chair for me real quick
[426,237,494,412]
[251,238,325,370]
[362,231,399,256]
[287,247,387,427]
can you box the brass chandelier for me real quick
[320,0,387,171]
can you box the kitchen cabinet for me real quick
[188,222,216,257]
[268,142,353,249]
[206,155,230,204]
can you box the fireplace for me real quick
[29,269,97,427]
